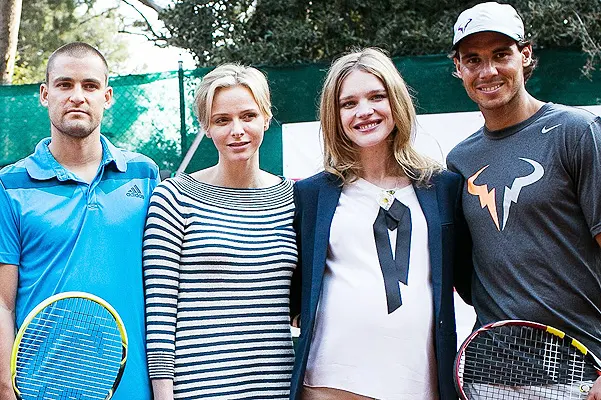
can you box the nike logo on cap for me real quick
[458,18,472,33]
[541,124,561,134]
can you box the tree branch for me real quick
[121,0,165,40]
[572,11,600,52]
[118,29,169,46]
[571,10,600,77]
[78,6,120,26]
[133,0,164,13]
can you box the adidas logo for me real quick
[126,185,145,199]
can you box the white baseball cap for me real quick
[452,2,525,48]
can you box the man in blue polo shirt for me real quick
[0,42,158,399]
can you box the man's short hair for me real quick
[45,42,109,84]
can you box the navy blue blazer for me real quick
[289,170,472,400]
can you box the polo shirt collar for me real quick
[25,135,127,181]
[100,135,127,172]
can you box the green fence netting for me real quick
[2,49,601,175]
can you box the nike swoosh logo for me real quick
[541,124,561,134]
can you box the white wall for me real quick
[282,106,601,180]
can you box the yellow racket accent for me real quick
[571,338,589,355]
[546,325,565,339]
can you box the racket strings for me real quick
[458,325,597,399]
[15,297,124,400]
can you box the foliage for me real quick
[131,130,181,172]
[13,0,130,84]
[159,0,601,74]
[522,0,601,76]
[158,0,464,66]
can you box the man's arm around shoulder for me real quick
[0,263,17,400]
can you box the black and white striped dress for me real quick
[143,173,297,399]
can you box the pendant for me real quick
[377,189,396,211]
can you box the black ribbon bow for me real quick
[373,198,412,314]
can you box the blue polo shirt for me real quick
[0,136,159,400]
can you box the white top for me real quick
[304,178,438,399]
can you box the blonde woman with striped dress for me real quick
[143,64,297,400]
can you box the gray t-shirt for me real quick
[447,103,601,356]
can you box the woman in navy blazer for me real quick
[290,48,472,399]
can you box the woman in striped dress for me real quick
[143,64,297,399]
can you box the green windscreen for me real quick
[1,49,599,175]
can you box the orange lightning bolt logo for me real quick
[468,165,500,230]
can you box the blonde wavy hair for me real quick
[193,63,272,131]
[320,47,441,186]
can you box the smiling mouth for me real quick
[354,121,381,131]
[228,141,249,147]
[478,84,503,92]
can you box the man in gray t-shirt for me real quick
[447,2,601,397]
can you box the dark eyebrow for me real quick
[459,51,478,59]
[212,108,259,116]
[492,45,514,53]
[52,77,102,85]
[461,45,514,59]
[52,76,73,83]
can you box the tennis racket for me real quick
[11,292,128,400]
[455,320,601,399]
